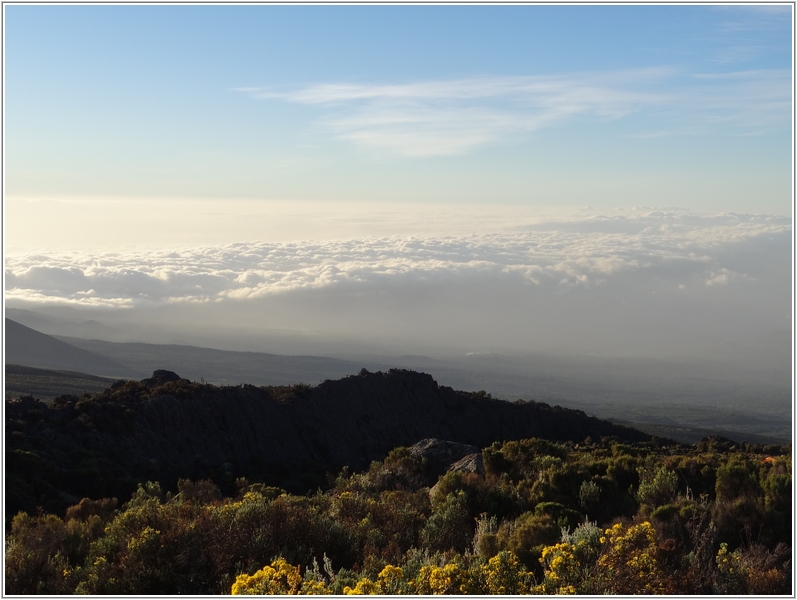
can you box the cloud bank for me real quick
[5,211,789,309]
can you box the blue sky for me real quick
[5,4,793,217]
[3,4,793,363]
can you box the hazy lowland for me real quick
[6,297,791,445]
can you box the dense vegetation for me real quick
[5,369,648,521]
[6,433,790,594]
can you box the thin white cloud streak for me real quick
[328,106,560,157]
[5,212,789,307]
[245,70,671,106]
[238,69,789,156]
[241,71,670,156]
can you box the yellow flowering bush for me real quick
[343,565,407,594]
[300,579,331,595]
[595,521,664,594]
[231,558,303,595]
[481,550,532,594]
[413,563,463,594]
[343,577,380,595]
[538,521,664,594]
[538,542,581,594]
[377,564,405,594]
[537,520,607,594]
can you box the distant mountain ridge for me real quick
[5,307,120,340]
[4,317,365,385]
[4,318,134,377]
[5,317,790,444]
[54,335,366,386]
[5,368,653,520]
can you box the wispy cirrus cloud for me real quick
[244,70,670,106]
[238,70,671,156]
[237,68,789,156]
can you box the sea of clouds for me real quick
[5,210,789,309]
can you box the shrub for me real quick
[596,521,665,594]
[231,558,304,594]
[714,542,791,595]
[481,550,533,594]
[538,522,601,594]
[4,512,70,595]
[498,511,559,571]
[637,465,678,509]
[715,456,760,503]
[578,480,601,512]
[420,491,472,554]
[472,513,499,558]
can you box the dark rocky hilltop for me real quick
[6,368,652,520]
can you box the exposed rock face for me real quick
[448,453,485,476]
[408,439,480,476]
[426,447,486,501]
[6,368,652,519]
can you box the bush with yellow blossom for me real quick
[481,550,533,594]
[536,520,602,594]
[412,563,463,594]
[595,521,664,594]
[231,558,305,595]
[343,564,410,594]
[537,542,582,594]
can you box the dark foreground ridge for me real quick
[7,368,652,519]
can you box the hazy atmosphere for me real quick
[4,4,793,438]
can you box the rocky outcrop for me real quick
[143,369,188,386]
[449,453,485,476]
[425,446,486,501]
[408,439,480,476]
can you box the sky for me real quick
[3,4,794,364]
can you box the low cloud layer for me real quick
[5,211,789,308]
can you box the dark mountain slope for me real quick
[4,318,137,377]
[6,368,652,520]
[5,364,116,402]
[52,334,791,444]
